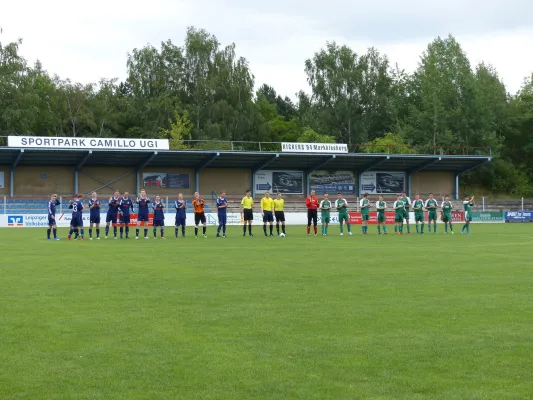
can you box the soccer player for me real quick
[335,193,352,236]
[241,190,254,237]
[119,191,134,239]
[306,189,319,236]
[105,190,120,239]
[360,192,370,235]
[152,195,165,239]
[441,195,454,234]
[174,193,187,238]
[412,193,425,234]
[425,193,438,233]
[320,194,332,235]
[47,193,61,240]
[67,194,85,240]
[462,195,475,234]
[273,192,286,236]
[136,189,150,240]
[192,192,207,238]
[393,194,405,234]
[216,191,228,238]
[88,191,101,240]
[261,191,275,237]
[376,195,387,235]
[401,191,412,234]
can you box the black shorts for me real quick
[106,214,118,224]
[263,211,274,223]
[243,209,253,221]
[194,212,206,225]
[275,211,285,222]
[307,209,318,226]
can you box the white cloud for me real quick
[1,0,532,99]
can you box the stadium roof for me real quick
[0,147,491,173]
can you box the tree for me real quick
[360,133,414,154]
[159,111,193,149]
[297,128,335,143]
[304,43,393,145]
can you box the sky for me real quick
[2,0,533,99]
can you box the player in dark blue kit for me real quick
[105,190,121,239]
[119,191,134,239]
[136,189,151,240]
[152,195,166,239]
[67,194,85,240]
[216,191,228,238]
[174,193,187,238]
[88,191,101,240]
[47,193,61,240]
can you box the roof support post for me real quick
[10,149,24,197]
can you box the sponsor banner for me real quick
[504,211,533,222]
[142,173,190,189]
[451,211,465,222]
[359,172,405,194]
[255,170,303,194]
[0,171,4,189]
[309,171,355,194]
[281,142,348,153]
[348,212,396,225]
[471,211,503,223]
[8,136,169,150]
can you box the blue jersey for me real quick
[69,200,84,217]
[108,197,120,214]
[153,201,165,220]
[119,197,134,216]
[48,199,60,217]
[89,199,101,217]
[137,197,150,214]
[175,199,186,218]
[216,197,228,215]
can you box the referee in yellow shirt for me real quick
[261,191,275,237]
[273,192,286,236]
[241,189,254,236]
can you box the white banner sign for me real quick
[254,170,303,194]
[0,171,4,189]
[359,171,405,194]
[281,142,348,153]
[8,136,169,150]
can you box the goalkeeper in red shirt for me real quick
[306,189,319,236]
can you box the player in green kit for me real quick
[462,195,475,234]
[441,195,454,234]
[412,193,425,234]
[360,192,370,235]
[393,194,405,234]
[425,193,438,233]
[335,193,352,236]
[376,195,387,235]
[320,194,331,235]
[400,191,412,234]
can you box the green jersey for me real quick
[412,199,425,214]
[401,196,411,210]
[393,200,405,216]
[376,201,386,215]
[320,200,331,218]
[360,198,370,215]
[335,199,349,215]
[463,201,473,214]
[425,199,438,210]
[442,201,452,215]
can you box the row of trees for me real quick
[1,27,532,194]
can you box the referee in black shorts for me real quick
[241,189,254,236]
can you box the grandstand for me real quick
[0,139,492,214]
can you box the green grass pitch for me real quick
[1,224,533,400]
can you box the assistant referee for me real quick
[241,189,254,237]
